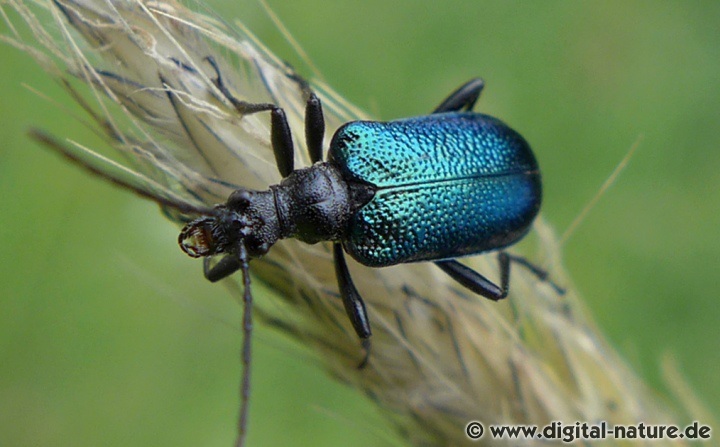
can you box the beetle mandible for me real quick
[179,58,561,366]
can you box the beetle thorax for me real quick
[273,162,355,244]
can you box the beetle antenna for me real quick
[29,129,214,216]
[235,244,253,447]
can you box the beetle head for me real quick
[178,189,279,259]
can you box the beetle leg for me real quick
[283,71,325,164]
[284,71,324,163]
[204,255,242,283]
[436,252,565,300]
[432,78,485,113]
[269,108,295,177]
[504,253,566,295]
[435,254,509,300]
[333,243,372,368]
[304,93,325,164]
[205,56,295,178]
[206,56,276,114]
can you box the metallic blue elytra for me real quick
[329,113,540,267]
[179,75,559,371]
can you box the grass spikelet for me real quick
[2,1,708,445]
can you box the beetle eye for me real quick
[245,237,270,257]
[254,241,270,255]
[227,189,253,211]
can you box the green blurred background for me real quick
[1,1,719,446]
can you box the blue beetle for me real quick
[179,61,560,363]
[30,57,559,447]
